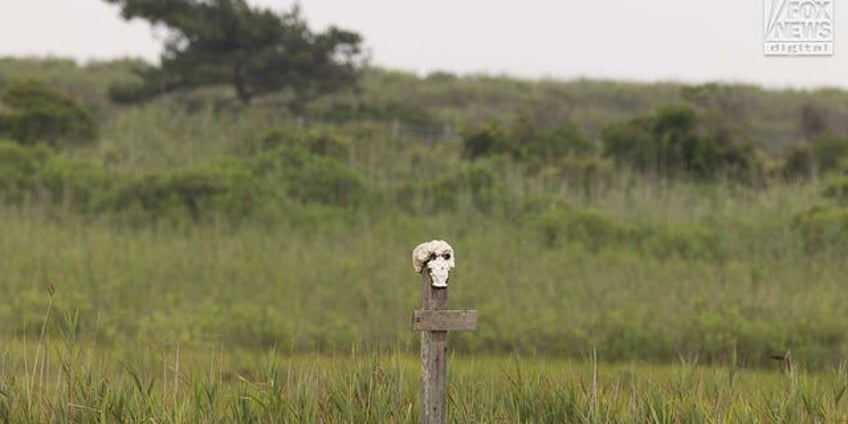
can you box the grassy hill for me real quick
[4,56,848,422]
[4,57,848,156]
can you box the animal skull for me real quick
[412,240,455,288]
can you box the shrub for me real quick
[512,119,594,164]
[253,129,351,160]
[0,80,97,146]
[0,139,51,203]
[461,123,516,160]
[601,105,761,181]
[517,195,570,217]
[793,205,848,252]
[250,147,367,207]
[524,202,719,259]
[539,157,614,197]
[99,158,257,223]
[462,118,594,166]
[430,162,505,213]
[394,162,507,214]
[529,207,632,250]
[601,117,656,171]
[783,133,848,179]
[37,156,113,211]
[639,224,719,260]
[783,144,814,179]
[822,176,848,205]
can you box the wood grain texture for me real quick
[420,272,447,424]
[412,310,478,332]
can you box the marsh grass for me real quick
[4,332,848,423]
[4,57,848,422]
[0,177,846,364]
[3,191,848,421]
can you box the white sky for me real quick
[0,0,846,89]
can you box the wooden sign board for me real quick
[412,310,478,332]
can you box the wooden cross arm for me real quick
[412,310,478,332]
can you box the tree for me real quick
[105,0,365,109]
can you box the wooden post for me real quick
[413,272,477,424]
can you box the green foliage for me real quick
[800,100,830,139]
[254,128,351,160]
[793,205,848,251]
[461,122,515,160]
[9,57,848,387]
[106,61,164,104]
[0,139,50,202]
[600,116,655,170]
[783,143,815,179]
[308,98,441,128]
[101,158,257,223]
[681,83,752,145]
[0,80,97,145]
[822,175,848,204]
[4,350,848,423]
[523,200,720,259]
[517,194,570,217]
[251,146,366,207]
[396,162,506,213]
[783,133,848,179]
[639,224,719,260]
[38,156,113,211]
[0,141,365,223]
[602,104,761,181]
[105,0,365,107]
[808,133,848,172]
[528,207,633,250]
[462,117,593,167]
[514,120,594,164]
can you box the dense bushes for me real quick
[395,162,506,214]
[0,140,51,202]
[463,101,763,184]
[783,133,848,179]
[100,159,256,222]
[252,128,351,161]
[526,204,721,259]
[0,140,367,222]
[529,207,632,251]
[512,111,594,163]
[0,80,97,146]
[793,205,848,251]
[462,116,593,166]
[461,123,516,160]
[38,156,113,211]
[252,147,366,207]
[602,105,761,181]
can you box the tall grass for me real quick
[1,177,846,368]
[4,57,848,421]
[4,332,848,423]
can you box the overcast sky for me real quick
[0,0,846,89]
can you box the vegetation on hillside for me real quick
[3,53,848,421]
[1,56,848,361]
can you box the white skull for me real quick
[412,240,455,288]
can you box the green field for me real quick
[5,345,848,422]
[3,57,848,421]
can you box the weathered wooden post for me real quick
[411,240,477,424]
